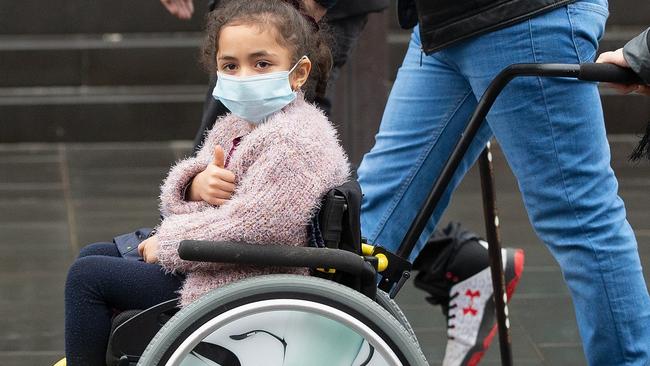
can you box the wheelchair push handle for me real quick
[396,62,645,263]
[578,63,643,84]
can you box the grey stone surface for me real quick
[0,45,206,88]
[0,49,84,87]
[0,1,207,35]
[0,139,648,365]
[0,100,204,142]
[608,0,650,27]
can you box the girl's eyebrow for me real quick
[218,55,238,61]
[217,51,276,61]
[249,51,277,58]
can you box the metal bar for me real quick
[478,144,512,366]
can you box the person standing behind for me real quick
[357,0,650,364]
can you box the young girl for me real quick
[62,1,349,364]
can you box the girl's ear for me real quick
[290,57,312,91]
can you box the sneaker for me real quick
[412,222,524,366]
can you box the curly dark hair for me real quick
[200,0,333,101]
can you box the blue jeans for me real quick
[358,0,650,364]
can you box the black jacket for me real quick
[397,0,576,54]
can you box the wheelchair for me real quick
[103,63,642,366]
[106,180,426,366]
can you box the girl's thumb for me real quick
[213,145,225,168]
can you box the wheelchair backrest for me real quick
[308,179,364,290]
[310,180,362,254]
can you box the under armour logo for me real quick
[463,307,478,316]
[462,289,481,316]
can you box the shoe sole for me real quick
[461,248,525,366]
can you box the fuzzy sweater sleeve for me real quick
[158,118,241,217]
[158,155,211,217]
[155,135,349,273]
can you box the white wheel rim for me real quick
[166,299,403,366]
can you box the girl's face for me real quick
[216,23,311,90]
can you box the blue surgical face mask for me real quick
[212,56,308,124]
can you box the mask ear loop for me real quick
[290,55,310,91]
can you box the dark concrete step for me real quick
[601,91,650,135]
[599,26,650,52]
[608,0,650,27]
[0,85,647,144]
[0,0,209,35]
[2,26,641,88]
[0,85,205,142]
[0,33,206,88]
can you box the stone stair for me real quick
[0,0,648,146]
[0,0,210,142]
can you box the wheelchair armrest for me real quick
[178,240,376,283]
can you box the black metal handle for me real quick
[579,63,643,84]
[178,240,376,282]
[395,62,643,261]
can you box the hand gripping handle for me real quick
[579,63,644,84]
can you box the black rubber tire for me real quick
[138,275,428,366]
[375,290,418,342]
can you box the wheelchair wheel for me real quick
[374,290,417,342]
[138,275,427,366]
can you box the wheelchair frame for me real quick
[107,63,640,366]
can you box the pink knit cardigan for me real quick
[156,96,350,306]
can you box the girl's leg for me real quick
[77,242,120,258]
[357,26,491,261]
[64,255,182,365]
[451,0,650,363]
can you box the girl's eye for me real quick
[222,64,237,71]
[256,61,271,69]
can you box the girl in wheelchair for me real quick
[62,1,349,364]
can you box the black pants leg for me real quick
[64,243,183,365]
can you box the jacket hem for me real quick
[419,0,576,54]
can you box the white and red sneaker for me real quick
[412,222,525,366]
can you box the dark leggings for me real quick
[64,243,183,365]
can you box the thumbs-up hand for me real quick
[188,145,236,206]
